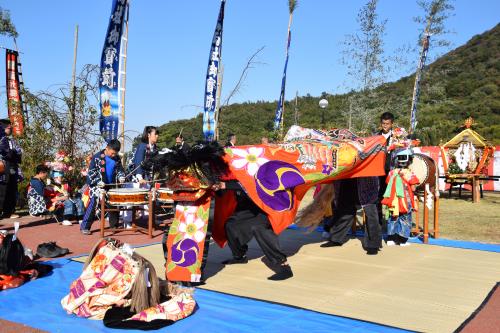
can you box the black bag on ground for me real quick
[36,242,69,258]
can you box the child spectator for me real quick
[27,164,68,224]
[382,149,420,246]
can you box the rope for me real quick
[103,178,170,187]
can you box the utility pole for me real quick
[68,25,79,158]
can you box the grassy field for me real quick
[427,191,500,243]
[298,189,500,244]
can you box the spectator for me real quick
[225,133,236,147]
[0,119,22,219]
[27,164,67,224]
[47,170,85,225]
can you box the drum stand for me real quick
[100,192,154,238]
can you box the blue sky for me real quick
[1,0,499,139]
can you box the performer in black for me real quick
[321,177,382,255]
[214,180,293,281]
[172,134,190,154]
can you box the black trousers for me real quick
[0,174,17,216]
[0,182,7,215]
[329,203,382,249]
[378,175,388,231]
[225,209,286,265]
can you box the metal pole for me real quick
[214,63,224,141]
[279,13,294,140]
[69,25,79,158]
[294,90,298,125]
[409,16,433,135]
[119,8,129,160]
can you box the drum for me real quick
[107,188,149,206]
[156,188,174,204]
[0,160,5,175]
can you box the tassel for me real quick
[12,222,19,241]
[145,267,151,288]
[425,184,433,209]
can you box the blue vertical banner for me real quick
[410,33,430,134]
[274,30,292,131]
[203,0,226,142]
[99,0,129,142]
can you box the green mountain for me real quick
[157,23,500,147]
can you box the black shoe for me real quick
[221,256,248,265]
[36,241,69,258]
[267,264,293,281]
[320,241,343,248]
[366,248,379,255]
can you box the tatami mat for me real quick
[99,229,500,333]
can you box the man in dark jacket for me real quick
[0,119,22,219]
[224,133,236,148]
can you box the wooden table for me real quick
[443,174,499,203]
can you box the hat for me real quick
[0,119,11,127]
[396,148,414,157]
[51,170,65,178]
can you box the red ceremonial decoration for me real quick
[5,49,24,136]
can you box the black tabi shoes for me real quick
[221,256,248,265]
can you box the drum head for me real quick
[108,188,149,194]
[409,154,429,186]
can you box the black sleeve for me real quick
[223,180,243,191]
[103,306,175,330]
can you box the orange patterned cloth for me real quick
[212,133,386,246]
[61,244,139,320]
[165,197,212,283]
[0,273,27,290]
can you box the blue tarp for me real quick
[0,259,412,333]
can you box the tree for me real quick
[341,0,388,133]
[19,64,106,191]
[414,0,454,55]
[0,7,18,38]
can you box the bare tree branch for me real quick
[223,46,266,106]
